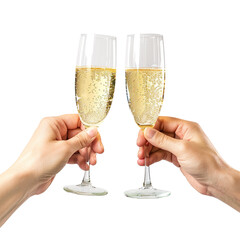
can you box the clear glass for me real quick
[124,34,170,199]
[64,34,117,196]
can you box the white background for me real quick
[0,0,240,239]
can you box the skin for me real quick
[137,116,240,211]
[0,114,104,227]
[1,115,239,227]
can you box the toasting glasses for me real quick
[124,34,170,199]
[64,34,117,196]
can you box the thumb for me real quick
[67,127,98,153]
[144,127,182,155]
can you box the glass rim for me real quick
[80,33,116,40]
[127,33,163,38]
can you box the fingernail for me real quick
[85,127,98,138]
[144,127,156,139]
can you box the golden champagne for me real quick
[125,68,165,129]
[75,67,116,127]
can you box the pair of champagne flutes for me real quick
[64,33,170,199]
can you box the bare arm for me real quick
[0,114,103,227]
[0,166,32,226]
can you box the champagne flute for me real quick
[124,34,170,199]
[64,34,117,196]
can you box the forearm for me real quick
[208,166,240,212]
[0,165,33,227]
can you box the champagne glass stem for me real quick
[82,169,91,184]
[143,145,152,189]
[81,148,91,186]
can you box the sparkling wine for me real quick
[125,68,165,129]
[75,67,116,127]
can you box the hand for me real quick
[11,114,104,196]
[137,116,228,196]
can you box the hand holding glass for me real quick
[124,34,170,199]
[64,34,116,196]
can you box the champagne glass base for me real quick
[124,187,170,199]
[64,183,108,196]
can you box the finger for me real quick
[91,133,104,154]
[58,114,81,129]
[78,147,97,165]
[52,114,81,138]
[137,159,145,166]
[68,153,89,170]
[138,149,180,167]
[154,116,184,133]
[79,161,89,171]
[69,130,104,154]
[137,129,147,147]
[89,151,97,165]
[138,146,145,159]
[138,144,165,158]
[137,150,170,166]
[138,132,175,159]
[148,150,179,166]
[138,146,166,159]
[79,147,87,160]
[144,127,184,155]
[66,127,98,154]
[67,153,85,164]
[39,115,82,141]
[155,116,202,140]
[67,128,81,139]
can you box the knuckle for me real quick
[179,141,188,153]
[175,123,185,138]
[76,132,90,148]
[189,121,200,130]
[157,117,164,131]
[40,116,54,126]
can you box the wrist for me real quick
[0,162,36,226]
[208,163,240,201]
[8,161,37,199]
